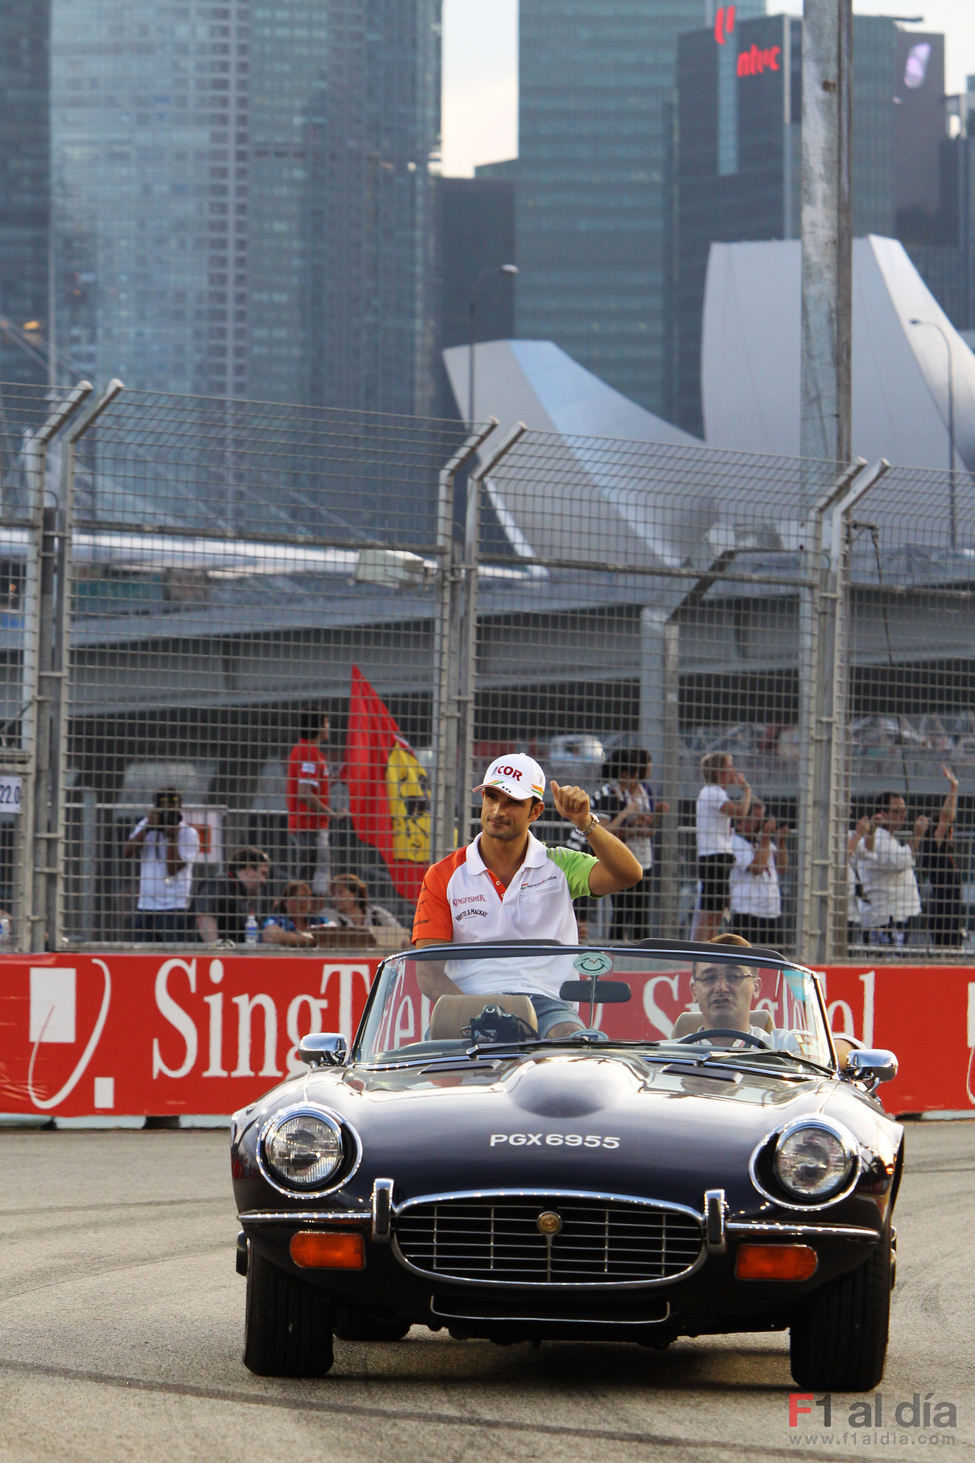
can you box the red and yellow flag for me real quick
[345,667,431,900]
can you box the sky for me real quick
[441,0,975,178]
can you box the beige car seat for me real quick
[429,993,539,1040]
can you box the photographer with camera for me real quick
[853,790,925,947]
[124,787,200,943]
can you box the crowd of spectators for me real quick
[122,742,969,954]
[125,785,407,951]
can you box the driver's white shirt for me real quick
[692,1023,801,1052]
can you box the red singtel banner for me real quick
[0,953,972,1118]
[1,952,375,1119]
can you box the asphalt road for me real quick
[0,1120,972,1463]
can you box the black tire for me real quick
[789,1239,892,1391]
[334,1307,412,1342]
[243,1248,334,1377]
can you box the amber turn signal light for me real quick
[290,1230,366,1269]
[735,1243,818,1281]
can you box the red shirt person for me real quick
[286,709,332,891]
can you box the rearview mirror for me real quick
[559,979,632,1003]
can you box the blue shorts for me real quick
[527,994,586,1036]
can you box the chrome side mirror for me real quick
[297,1032,348,1068]
[844,1047,898,1087]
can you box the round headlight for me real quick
[772,1121,856,1202]
[263,1111,345,1189]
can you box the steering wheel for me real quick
[676,1027,769,1048]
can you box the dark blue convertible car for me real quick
[230,939,902,1389]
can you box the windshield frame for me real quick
[349,940,838,1071]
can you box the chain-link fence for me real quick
[463,428,840,955]
[843,461,975,956]
[2,376,971,959]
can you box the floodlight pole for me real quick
[800,0,853,481]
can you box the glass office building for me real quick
[673,13,949,434]
[304,0,441,414]
[0,1,51,389]
[515,0,765,419]
[49,0,440,411]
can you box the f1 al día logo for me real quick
[789,1392,959,1447]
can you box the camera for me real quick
[462,1003,536,1045]
[154,789,183,828]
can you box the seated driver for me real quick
[412,753,642,1037]
[685,934,797,1050]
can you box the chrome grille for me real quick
[394,1197,703,1285]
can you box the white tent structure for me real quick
[701,235,975,471]
[443,337,700,448]
[440,243,970,565]
[442,339,706,568]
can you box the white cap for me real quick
[473,753,546,802]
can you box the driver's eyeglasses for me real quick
[693,968,754,986]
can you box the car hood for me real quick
[270,1049,867,1214]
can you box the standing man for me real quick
[286,708,332,893]
[124,787,200,943]
[728,798,788,948]
[412,753,642,1035]
[691,751,752,942]
[854,791,926,946]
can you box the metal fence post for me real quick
[795,458,863,961]
[796,458,886,964]
[21,383,93,951]
[653,551,737,938]
[827,460,890,959]
[32,381,122,950]
[462,423,528,839]
[658,616,681,937]
[432,422,498,863]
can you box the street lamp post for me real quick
[910,316,956,548]
[468,263,518,423]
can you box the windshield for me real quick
[351,943,835,1069]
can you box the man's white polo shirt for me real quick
[412,832,597,997]
[412,831,596,994]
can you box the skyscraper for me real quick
[0,0,51,390]
[48,0,441,411]
[305,0,441,414]
[673,13,950,434]
[514,0,765,419]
